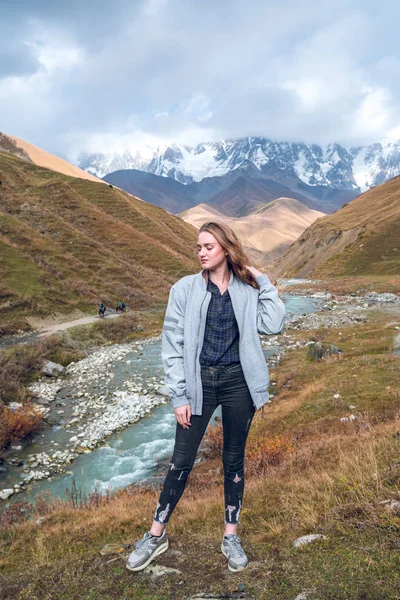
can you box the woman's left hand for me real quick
[246,265,262,278]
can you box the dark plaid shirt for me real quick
[199,275,240,367]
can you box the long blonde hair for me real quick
[198,221,259,290]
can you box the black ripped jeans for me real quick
[154,363,255,525]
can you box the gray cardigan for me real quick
[161,269,286,415]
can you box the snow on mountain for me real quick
[77,137,400,193]
[148,143,230,183]
[78,147,156,179]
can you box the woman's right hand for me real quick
[174,405,192,429]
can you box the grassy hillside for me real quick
[0,151,199,333]
[0,132,101,183]
[1,309,399,598]
[274,175,400,278]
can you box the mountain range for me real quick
[78,137,400,213]
[102,167,315,217]
[1,131,398,335]
[0,133,325,266]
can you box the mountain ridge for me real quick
[273,175,400,278]
[0,133,102,184]
[104,164,352,215]
[78,136,400,197]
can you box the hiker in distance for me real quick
[126,221,286,573]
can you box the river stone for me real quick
[41,361,65,377]
[0,489,15,500]
[35,397,50,405]
[293,534,326,548]
[364,292,400,303]
[307,342,342,361]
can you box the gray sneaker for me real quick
[126,530,169,572]
[221,534,249,572]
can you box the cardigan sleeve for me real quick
[255,274,286,335]
[161,286,191,409]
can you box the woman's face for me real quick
[197,231,227,270]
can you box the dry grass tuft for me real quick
[0,335,82,405]
[0,402,43,449]
[201,423,223,459]
[246,434,293,475]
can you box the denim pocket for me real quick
[226,363,243,375]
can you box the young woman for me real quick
[126,221,286,573]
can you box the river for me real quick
[0,288,324,508]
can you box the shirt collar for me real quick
[200,268,235,290]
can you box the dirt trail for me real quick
[36,312,121,338]
[0,308,165,349]
[0,313,121,348]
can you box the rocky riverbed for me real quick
[1,289,399,503]
[284,289,400,330]
[1,337,169,501]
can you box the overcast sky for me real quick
[1,0,400,159]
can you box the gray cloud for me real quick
[0,41,41,77]
[1,0,400,158]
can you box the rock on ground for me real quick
[41,361,65,377]
[293,534,326,548]
[0,489,15,500]
[307,342,342,360]
[142,564,182,583]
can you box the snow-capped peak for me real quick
[77,136,400,192]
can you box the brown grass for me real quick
[0,335,83,406]
[202,423,293,475]
[201,423,224,459]
[1,315,400,598]
[0,402,43,453]
[274,173,400,279]
[246,434,293,475]
[67,311,160,346]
